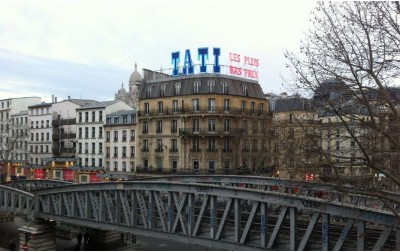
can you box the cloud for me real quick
[0,1,316,98]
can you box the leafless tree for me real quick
[0,118,29,182]
[283,2,400,207]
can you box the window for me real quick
[41,132,44,141]
[241,101,246,112]
[122,146,127,157]
[122,161,127,172]
[99,143,103,154]
[46,132,50,141]
[171,120,177,133]
[40,145,43,153]
[92,143,96,154]
[208,161,215,174]
[106,131,110,142]
[143,121,148,134]
[99,111,103,122]
[92,111,95,122]
[172,100,178,113]
[114,147,118,157]
[92,127,96,138]
[192,119,199,133]
[99,158,103,167]
[85,143,89,154]
[114,117,119,124]
[99,127,103,138]
[156,121,163,133]
[79,143,82,154]
[156,139,163,152]
[158,101,163,114]
[208,98,216,112]
[192,99,200,112]
[224,99,230,112]
[193,81,201,93]
[114,162,118,171]
[122,130,127,141]
[122,116,127,124]
[224,119,230,132]
[208,81,215,93]
[171,139,178,152]
[243,85,248,96]
[130,130,135,141]
[251,102,255,114]
[106,147,110,157]
[46,145,49,153]
[175,83,181,95]
[146,86,152,98]
[258,103,264,114]
[114,131,118,142]
[85,127,89,138]
[130,146,135,157]
[192,139,200,152]
[79,112,82,123]
[143,139,149,152]
[31,133,34,141]
[85,112,89,122]
[46,120,49,128]
[208,119,216,133]
[41,120,44,128]
[222,81,228,94]
[160,85,166,96]
[208,138,216,151]
[144,103,150,115]
[224,138,230,152]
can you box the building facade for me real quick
[136,73,271,175]
[0,97,41,181]
[75,100,133,183]
[104,110,136,173]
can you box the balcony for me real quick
[169,148,178,153]
[52,147,75,155]
[52,118,76,126]
[179,128,241,137]
[190,148,201,152]
[138,106,269,118]
[52,133,77,140]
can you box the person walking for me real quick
[77,232,83,249]
[83,231,89,248]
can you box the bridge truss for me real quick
[1,178,400,250]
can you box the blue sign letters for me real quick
[171,47,221,76]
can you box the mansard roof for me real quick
[139,74,265,99]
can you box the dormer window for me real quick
[222,81,228,94]
[146,86,152,98]
[243,85,248,96]
[160,85,166,96]
[175,83,181,95]
[193,81,201,94]
[208,81,215,93]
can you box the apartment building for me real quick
[136,73,271,175]
[75,100,133,183]
[0,97,41,181]
[104,110,136,173]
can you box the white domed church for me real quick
[114,62,142,108]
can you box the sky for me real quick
[0,0,316,102]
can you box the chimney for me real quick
[55,97,57,103]
[52,95,54,103]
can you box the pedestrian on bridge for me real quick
[77,232,83,248]
[83,231,89,248]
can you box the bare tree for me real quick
[0,117,29,182]
[283,2,400,206]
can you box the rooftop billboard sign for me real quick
[171,47,259,80]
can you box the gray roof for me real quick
[76,100,120,110]
[28,102,52,108]
[107,109,136,117]
[65,99,97,106]
[11,110,28,116]
[139,74,265,100]
[274,96,313,112]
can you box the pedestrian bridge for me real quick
[1,176,400,250]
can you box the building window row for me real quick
[78,111,103,123]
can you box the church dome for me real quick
[129,62,142,83]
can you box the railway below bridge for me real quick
[1,176,400,250]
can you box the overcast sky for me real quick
[0,0,316,102]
